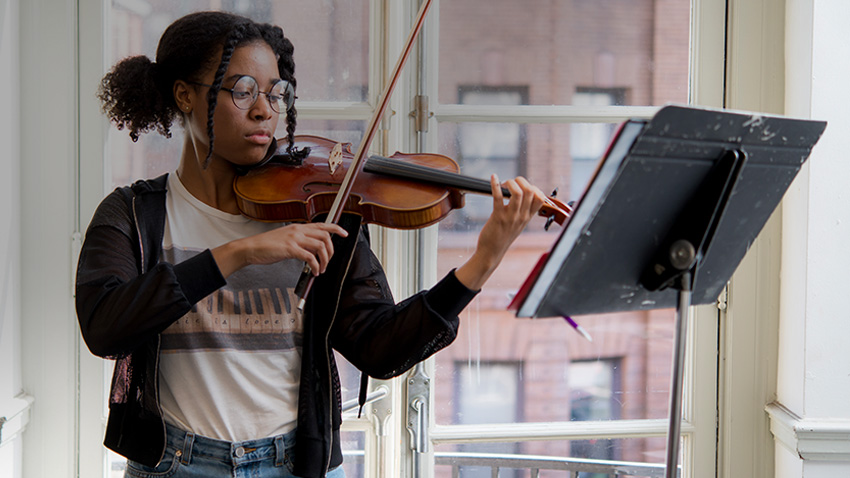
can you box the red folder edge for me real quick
[507,252,550,312]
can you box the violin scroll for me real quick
[540,195,572,231]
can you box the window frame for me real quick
[66,1,733,478]
[415,0,725,477]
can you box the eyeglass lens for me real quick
[230,75,295,113]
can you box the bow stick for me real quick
[295,0,435,310]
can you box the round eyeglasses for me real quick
[190,75,296,114]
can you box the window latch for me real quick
[411,95,432,133]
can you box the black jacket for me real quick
[75,174,477,477]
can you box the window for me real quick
[570,359,621,477]
[430,0,713,476]
[74,1,726,477]
[445,86,527,228]
[569,89,624,202]
[455,362,522,478]
[104,0,371,189]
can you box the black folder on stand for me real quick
[512,104,826,319]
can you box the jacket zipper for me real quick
[322,226,360,475]
[133,195,168,467]
[153,335,166,467]
[132,196,145,274]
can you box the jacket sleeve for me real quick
[329,229,477,379]
[75,192,226,358]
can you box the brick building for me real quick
[432,0,689,467]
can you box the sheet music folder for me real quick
[513,104,826,318]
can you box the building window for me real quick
[455,361,522,477]
[570,358,623,477]
[569,88,625,201]
[448,86,528,229]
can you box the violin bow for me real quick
[296,0,435,310]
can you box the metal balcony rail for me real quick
[435,451,674,478]
[343,450,676,477]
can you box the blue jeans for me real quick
[124,424,346,478]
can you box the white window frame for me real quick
[718,0,788,476]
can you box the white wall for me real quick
[772,0,850,475]
[18,0,80,476]
[0,0,26,476]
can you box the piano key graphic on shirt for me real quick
[161,286,303,352]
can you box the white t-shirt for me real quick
[158,172,304,441]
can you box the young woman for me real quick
[76,10,546,478]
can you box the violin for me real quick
[233,135,573,230]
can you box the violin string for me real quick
[363,155,569,220]
[365,155,505,195]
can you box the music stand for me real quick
[510,105,826,477]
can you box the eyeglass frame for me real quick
[187,75,296,114]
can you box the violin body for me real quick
[234,135,466,229]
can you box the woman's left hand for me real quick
[455,174,546,290]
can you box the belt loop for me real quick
[274,435,285,467]
[180,431,195,465]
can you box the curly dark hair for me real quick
[97,11,305,167]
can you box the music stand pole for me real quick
[665,270,692,478]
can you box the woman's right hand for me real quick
[212,223,348,278]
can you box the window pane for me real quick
[457,362,520,425]
[438,0,690,106]
[433,307,676,424]
[108,0,368,102]
[434,135,678,428]
[107,450,125,478]
[434,0,689,443]
[296,119,368,152]
[438,122,608,211]
[270,3,369,103]
[106,0,369,188]
[340,430,367,478]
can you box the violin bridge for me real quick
[329,142,343,174]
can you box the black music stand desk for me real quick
[511,105,826,477]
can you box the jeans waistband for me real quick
[165,423,295,467]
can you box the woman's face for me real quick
[188,41,283,168]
